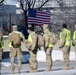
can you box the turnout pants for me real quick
[62,46,70,67]
[0,48,3,74]
[29,50,37,71]
[45,47,53,68]
[10,47,22,70]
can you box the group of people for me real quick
[0,23,76,74]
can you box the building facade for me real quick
[0,5,23,35]
[35,0,76,37]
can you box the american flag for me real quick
[28,9,51,25]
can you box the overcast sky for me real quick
[4,0,59,7]
[4,0,19,5]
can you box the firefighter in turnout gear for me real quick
[59,23,71,70]
[9,25,25,74]
[72,24,76,59]
[43,24,57,71]
[0,32,4,74]
[25,25,38,73]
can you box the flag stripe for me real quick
[36,15,50,18]
[37,11,51,15]
[28,17,50,21]
[28,22,49,25]
[28,20,50,24]
[36,13,50,17]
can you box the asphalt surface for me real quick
[1,61,76,75]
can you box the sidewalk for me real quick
[1,61,76,75]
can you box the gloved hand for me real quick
[72,42,75,46]
[59,46,62,49]
[59,45,64,49]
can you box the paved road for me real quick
[1,61,76,75]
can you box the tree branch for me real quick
[20,0,25,12]
[55,0,64,7]
[28,1,31,8]
[28,0,32,7]
[0,0,4,6]
[38,0,50,10]
[0,0,4,4]
[32,0,36,8]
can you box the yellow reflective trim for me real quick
[20,32,22,38]
[13,31,22,38]
[9,42,21,48]
[1,45,4,49]
[0,39,4,49]
[64,29,71,46]
[9,42,12,48]
[73,31,76,40]
[48,43,54,47]
[28,32,35,43]
[60,28,71,46]
[28,35,33,42]
[9,31,22,48]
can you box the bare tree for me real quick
[13,0,50,29]
[55,0,64,7]
[38,0,51,10]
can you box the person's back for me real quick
[60,28,71,47]
[27,31,38,50]
[9,31,21,48]
[9,25,24,74]
[43,24,57,71]
[43,28,57,48]
[25,26,38,72]
[37,34,44,49]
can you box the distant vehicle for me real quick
[17,25,28,39]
